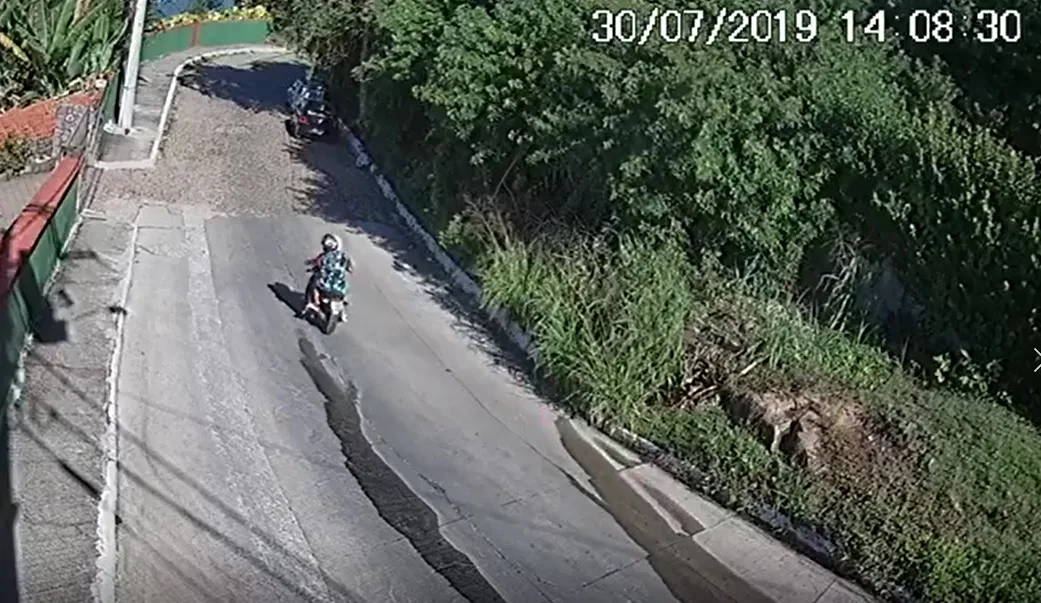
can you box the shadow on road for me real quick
[298,335,508,602]
[179,59,304,116]
[13,347,368,603]
[268,281,305,315]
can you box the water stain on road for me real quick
[556,417,772,603]
[298,334,507,603]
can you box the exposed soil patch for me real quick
[667,300,924,489]
[698,381,923,489]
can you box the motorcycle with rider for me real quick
[301,233,352,334]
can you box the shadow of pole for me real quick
[14,420,223,602]
[15,380,367,603]
[0,415,21,602]
[18,249,66,345]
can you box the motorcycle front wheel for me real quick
[323,311,338,335]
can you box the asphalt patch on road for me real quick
[297,333,507,603]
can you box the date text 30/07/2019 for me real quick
[591,8,1024,45]
[590,8,822,45]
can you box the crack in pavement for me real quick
[298,333,508,603]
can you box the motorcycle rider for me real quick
[302,233,352,318]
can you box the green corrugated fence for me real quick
[140,20,272,63]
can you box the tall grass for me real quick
[454,212,1041,601]
[475,226,691,427]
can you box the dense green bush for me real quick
[802,35,1041,403]
[890,0,1041,156]
[360,0,1041,411]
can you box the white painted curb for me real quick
[153,45,290,165]
[93,214,139,603]
[341,125,542,368]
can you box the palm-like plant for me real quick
[0,0,127,109]
[0,4,33,111]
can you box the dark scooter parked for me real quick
[289,99,335,140]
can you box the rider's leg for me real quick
[310,277,327,308]
[302,274,319,315]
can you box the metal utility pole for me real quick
[116,0,150,131]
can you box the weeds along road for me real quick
[60,53,741,603]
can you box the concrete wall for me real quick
[0,158,83,410]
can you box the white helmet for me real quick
[321,233,341,251]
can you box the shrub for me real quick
[0,0,126,105]
[0,136,30,178]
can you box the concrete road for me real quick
[86,54,735,603]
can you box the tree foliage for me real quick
[890,0,1041,156]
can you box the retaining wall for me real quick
[0,158,84,409]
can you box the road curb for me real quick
[337,122,878,603]
[93,211,139,603]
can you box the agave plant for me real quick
[0,3,32,110]
[0,0,127,108]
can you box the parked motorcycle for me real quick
[287,77,326,110]
[289,99,335,140]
